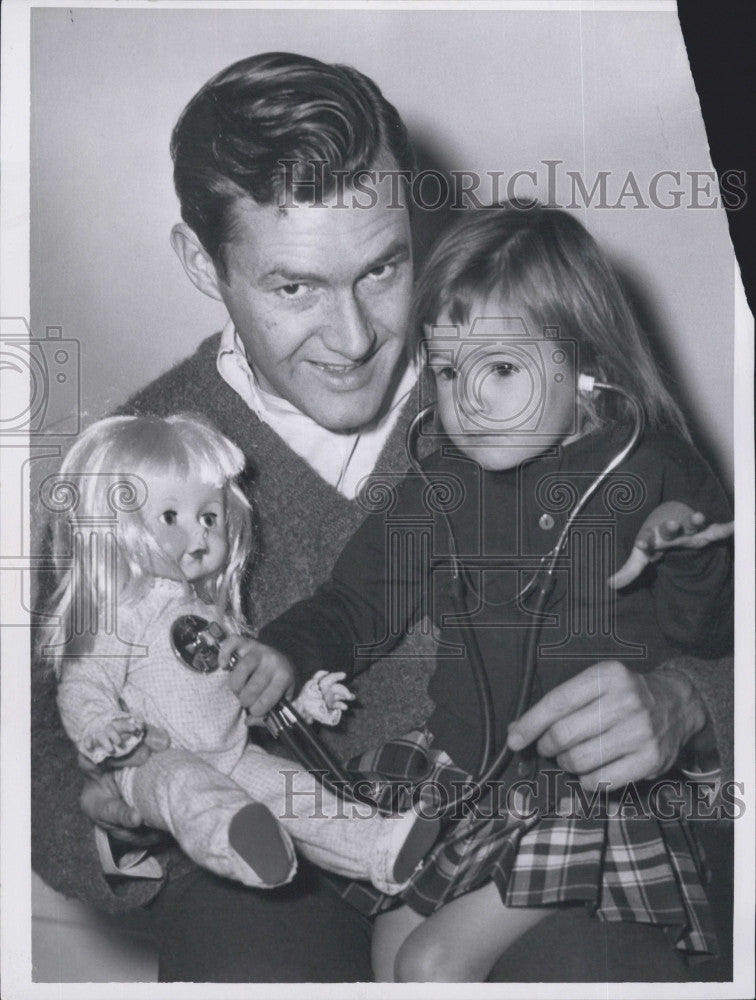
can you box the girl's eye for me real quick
[200,512,218,528]
[160,510,177,526]
[435,366,457,382]
[491,362,519,377]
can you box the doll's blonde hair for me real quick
[40,413,254,675]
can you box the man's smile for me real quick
[310,361,364,373]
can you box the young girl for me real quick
[236,205,734,980]
[43,413,439,895]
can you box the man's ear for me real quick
[170,224,224,301]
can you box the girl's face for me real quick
[426,295,579,471]
[142,475,228,583]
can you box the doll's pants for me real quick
[115,743,406,892]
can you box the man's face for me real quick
[211,178,413,432]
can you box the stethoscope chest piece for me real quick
[170,614,226,673]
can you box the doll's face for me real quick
[142,475,228,583]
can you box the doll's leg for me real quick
[393,882,548,982]
[230,743,439,893]
[116,747,296,888]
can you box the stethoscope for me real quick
[171,375,643,818]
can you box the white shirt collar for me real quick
[217,318,417,499]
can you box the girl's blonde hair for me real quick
[412,202,689,438]
[41,413,254,675]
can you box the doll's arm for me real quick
[608,501,734,589]
[292,671,355,726]
[57,659,146,765]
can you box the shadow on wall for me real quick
[408,137,457,277]
[620,270,731,496]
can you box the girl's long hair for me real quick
[40,413,254,676]
[412,202,690,438]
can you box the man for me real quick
[32,52,733,982]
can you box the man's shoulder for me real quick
[117,333,223,417]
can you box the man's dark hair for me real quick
[171,51,415,273]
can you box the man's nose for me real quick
[323,291,377,360]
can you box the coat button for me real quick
[539,513,555,530]
[517,759,531,777]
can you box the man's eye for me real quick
[365,262,395,281]
[200,512,218,528]
[160,510,177,526]
[277,283,309,299]
[435,366,457,381]
[491,362,519,377]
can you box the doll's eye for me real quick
[160,510,178,526]
[435,366,457,382]
[200,512,218,528]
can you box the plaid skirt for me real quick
[334,728,718,958]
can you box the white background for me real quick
[2,1,750,994]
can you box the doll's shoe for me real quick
[386,810,441,886]
[228,802,294,885]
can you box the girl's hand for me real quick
[608,501,734,589]
[220,635,296,722]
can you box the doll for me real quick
[43,413,438,892]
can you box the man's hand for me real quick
[507,660,708,791]
[78,724,170,845]
[219,636,296,722]
[608,501,734,589]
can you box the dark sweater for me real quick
[261,426,733,775]
[30,335,734,912]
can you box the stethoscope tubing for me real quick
[174,384,644,820]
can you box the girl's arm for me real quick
[260,495,427,687]
[227,474,431,720]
